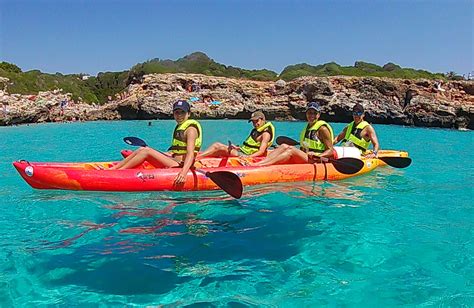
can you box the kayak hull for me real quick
[12,155,384,192]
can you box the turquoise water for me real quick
[0,120,473,306]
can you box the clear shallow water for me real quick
[0,120,473,306]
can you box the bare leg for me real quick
[266,144,291,160]
[252,144,291,166]
[110,147,146,169]
[254,146,308,166]
[196,142,238,159]
[112,147,179,170]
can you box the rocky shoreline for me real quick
[1,74,473,129]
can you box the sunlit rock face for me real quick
[1,73,473,129]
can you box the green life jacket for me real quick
[299,120,334,153]
[169,119,202,155]
[240,122,275,155]
[342,120,371,153]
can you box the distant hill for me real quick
[0,62,128,103]
[0,52,455,103]
[279,61,446,80]
[127,52,278,82]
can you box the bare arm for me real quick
[248,132,271,157]
[174,126,198,184]
[367,125,379,152]
[334,126,347,144]
[364,125,380,157]
[182,127,198,173]
[318,126,335,158]
[308,126,334,159]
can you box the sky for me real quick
[0,0,472,76]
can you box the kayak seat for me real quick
[86,163,106,170]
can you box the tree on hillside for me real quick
[445,71,463,80]
[0,62,22,73]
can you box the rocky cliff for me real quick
[1,74,473,129]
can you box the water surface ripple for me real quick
[0,120,472,306]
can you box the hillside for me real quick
[127,52,278,82]
[2,73,472,129]
[0,62,128,103]
[0,52,459,104]
[279,61,446,81]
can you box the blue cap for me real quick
[352,103,364,113]
[173,100,191,112]
[306,101,321,112]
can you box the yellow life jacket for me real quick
[342,121,371,153]
[240,121,275,155]
[299,120,334,153]
[169,119,202,155]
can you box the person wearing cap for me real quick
[111,100,202,185]
[333,103,379,158]
[196,110,275,159]
[253,102,335,166]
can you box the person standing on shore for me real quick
[253,102,335,166]
[59,98,68,116]
[111,100,202,185]
[333,103,380,158]
[197,111,275,159]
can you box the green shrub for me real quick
[0,55,449,104]
[0,62,22,73]
[280,61,444,80]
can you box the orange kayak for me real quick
[12,151,398,192]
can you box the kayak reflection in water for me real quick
[110,100,202,186]
[253,102,335,166]
[333,103,380,159]
[196,111,275,160]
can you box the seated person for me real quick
[111,100,202,185]
[333,103,379,158]
[197,111,275,159]
[253,102,335,166]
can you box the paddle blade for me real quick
[379,156,412,168]
[205,171,243,199]
[276,136,299,146]
[330,157,365,175]
[124,137,148,147]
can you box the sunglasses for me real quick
[352,111,364,116]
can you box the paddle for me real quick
[276,136,411,169]
[275,136,364,175]
[378,156,412,168]
[123,137,243,199]
[124,136,147,147]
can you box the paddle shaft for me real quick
[275,136,335,161]
[276,135,410,167]
[275,136,365,175]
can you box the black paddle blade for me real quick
[276,136,299,146]
[205,171,243,199]
[330,157,365,175]
[379,156,412,168]
[124,137,148,147]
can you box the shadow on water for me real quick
[29,188,335,295]
[245,181,363,199]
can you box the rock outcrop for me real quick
[0,88,119,126]
[1,74,473,129]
